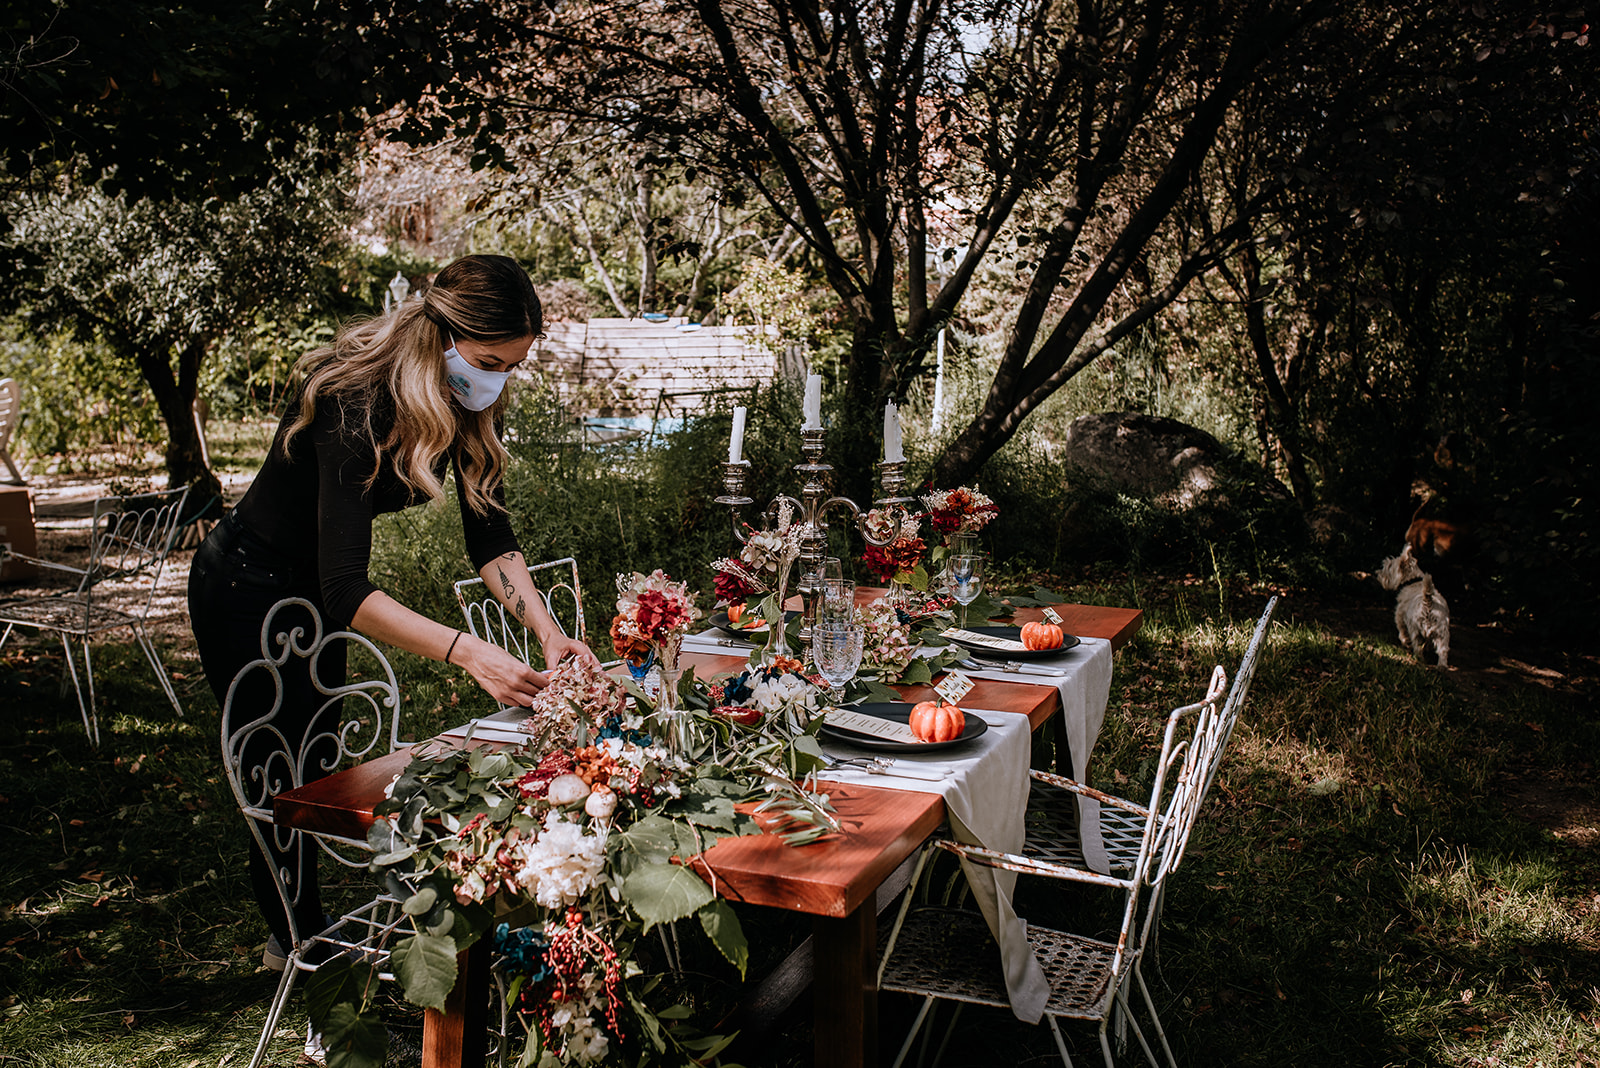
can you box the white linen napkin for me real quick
[946,636,1115,874]
[817,709,1051,1024]
[682,630,760,656]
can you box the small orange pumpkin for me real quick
[1021,621,1064,651]
[909,700,966,743]
[726,603,744,625]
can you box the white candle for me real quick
[884,400,904,462]
[802,373,822,430]
[728,406,747,463]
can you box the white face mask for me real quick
[443,341,511,412]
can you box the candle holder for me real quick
[718,434,918,662]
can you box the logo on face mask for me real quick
[444,345,511,411]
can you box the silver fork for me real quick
[962,655,1070,676]
[824,757,950,781]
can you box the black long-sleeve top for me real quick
[230,390,520,626]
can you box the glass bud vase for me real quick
[653,633,691,755]
[764,557,795,662]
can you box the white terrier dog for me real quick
[1378,544,1450,667]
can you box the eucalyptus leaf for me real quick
[304,957,376,1032]
[401,888,437,916]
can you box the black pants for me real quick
[188,511,345,951]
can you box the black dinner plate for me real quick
[945,625,1080,660]
[818,702,988,753]
[710,609,800,638]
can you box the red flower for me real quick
[634,589,688,642]
[711,705,762,727]
[713,569,758,603]
[518,750,577,798]
[862,536,927,582]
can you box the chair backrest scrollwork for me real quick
[220,598,401,945]
[453,557,586,676]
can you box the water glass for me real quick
[813,623,865,703]
[949,554,985,628]
[822,578,857,623]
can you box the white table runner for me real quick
[947,636,1114,874]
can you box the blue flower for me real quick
[493,922,552,981]
[722,671,755,704]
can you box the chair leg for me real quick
[1046,1015,1080,1068]
[133,622,185,718]
[889,996,936,1068]
[249,953,303,1068]
[927,1001,964,1067]
[1110,979,1165,1068]
[80,637,102,746]
[0,622,13,651]
[1132,962,1180,1068]
[57,634,98,746]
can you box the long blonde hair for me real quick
[283,256,543,515]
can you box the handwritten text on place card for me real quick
[940,626,1029,652]
[823,709,921,743]
[1042,606,1063,625]
[935,670,974,705]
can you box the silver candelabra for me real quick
[715,428,918,662]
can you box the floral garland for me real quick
[307,647,836,1068]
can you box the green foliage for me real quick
[0,321,162,467]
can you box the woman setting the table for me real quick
[188,253,598,964]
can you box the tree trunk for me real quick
[132,335,223,504]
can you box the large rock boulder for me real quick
[1061,412,1233,511]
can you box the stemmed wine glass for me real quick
[813,622,865,704]
[949,554,985,628]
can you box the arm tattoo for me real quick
[497,565,514,599]
[515,595,527,623]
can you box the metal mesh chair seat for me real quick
[881,906,1120,1022]
[0,595,152,634]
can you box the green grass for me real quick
[3,470,1597,1066]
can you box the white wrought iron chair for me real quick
[876,596,1280,1068]
[453,556,587,674]
[221,596,409,1068]
[0,378,23,484]
[877,671,1231,1068]
[0,485,191,743]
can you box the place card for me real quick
[823,709,921,744]
[1042,606,1063,625]
[935,669,974,705]
[940,626,1029,653]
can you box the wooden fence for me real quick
[528,318,800,417]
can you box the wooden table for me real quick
[274,598,1142,1068]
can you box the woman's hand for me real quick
[541,633,601,671]
[458,635,550,708]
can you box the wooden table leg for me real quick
[422,937,490,1068]
[812,901,877,1068]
